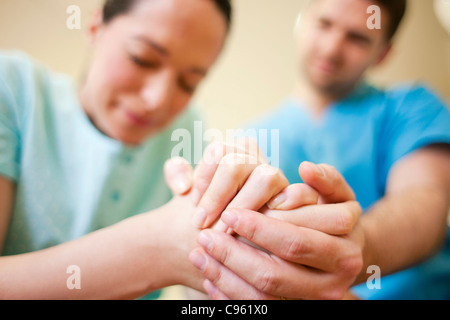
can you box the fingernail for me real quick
[193,207,207,229]
[267,193,287,209]
[213,219,229,233]
[221,210,238,229]
[189,250,206,271]
[173,179,190,195]
[198,232,213,252]
[307,162,324,177]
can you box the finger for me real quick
[191,142,232,205]
[189,248,272,300]
[163,157,194,195]
[213,164,289,233]
[192,153,261,229]
[219,208,348,271]
[298,162,355,204]
[202,280,231,300]
[195,229,334,299]
[264,201,362,235]
[266,183,319,210]
[233,137,268,164]
[190,141,263,204]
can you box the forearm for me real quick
[0,177,14,251]
[0,200,202,299]
[356,185,449,284]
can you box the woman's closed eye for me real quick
[129,54,159,69]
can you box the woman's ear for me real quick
[87,9,104,46]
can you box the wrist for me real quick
[354,215,377,285]
[148,196,204,290]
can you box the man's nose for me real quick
[321,31,345,61]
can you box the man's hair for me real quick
[307,0,407,41]
[373,0,407,40]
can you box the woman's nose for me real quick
[140,71,175,112]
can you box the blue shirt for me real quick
[0,51,201,299]
[247,82,450,299]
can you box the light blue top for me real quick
[247,82,450,300]
[0,51,201,299]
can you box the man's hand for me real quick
[189,163,364,300]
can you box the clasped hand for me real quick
[164,139,364,300]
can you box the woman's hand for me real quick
[164,139,290,229]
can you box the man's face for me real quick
[296,0,391,97]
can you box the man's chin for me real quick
[311,79,356,99]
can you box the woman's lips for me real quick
[123,109,153,128]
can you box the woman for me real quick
[0,0,286,299]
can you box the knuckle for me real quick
[205,259,223,281]
[253,164,287,187]
[205,141,226,163]
[198,143,223,167]
[223,152,250,165]
[208,233,233,265]
[321,164,346,186]
[351,201,363,219]
[220,154,248,174]
[337,249,364,279]
[336,208,354,234]
[320,163,337,176]
[336,201,362,234]
[297,184,320,203]
[219,243,234,267]
[223,142,245,156]
[319,287,347,300]
[235,216,259,245]
[254,267,279,293]
[284,237,307,260]
[236,136,259,151]
[246,221,259,244]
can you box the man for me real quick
[186,0,450,299]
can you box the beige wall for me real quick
[0,0,449,133]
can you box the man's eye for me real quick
[317,18,332,29]
[348,34,371,47]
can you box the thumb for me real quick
[298,161,355,204]
[164,157,194,196]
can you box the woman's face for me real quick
[80,0,228,145]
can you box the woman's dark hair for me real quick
[103,0,232,29]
